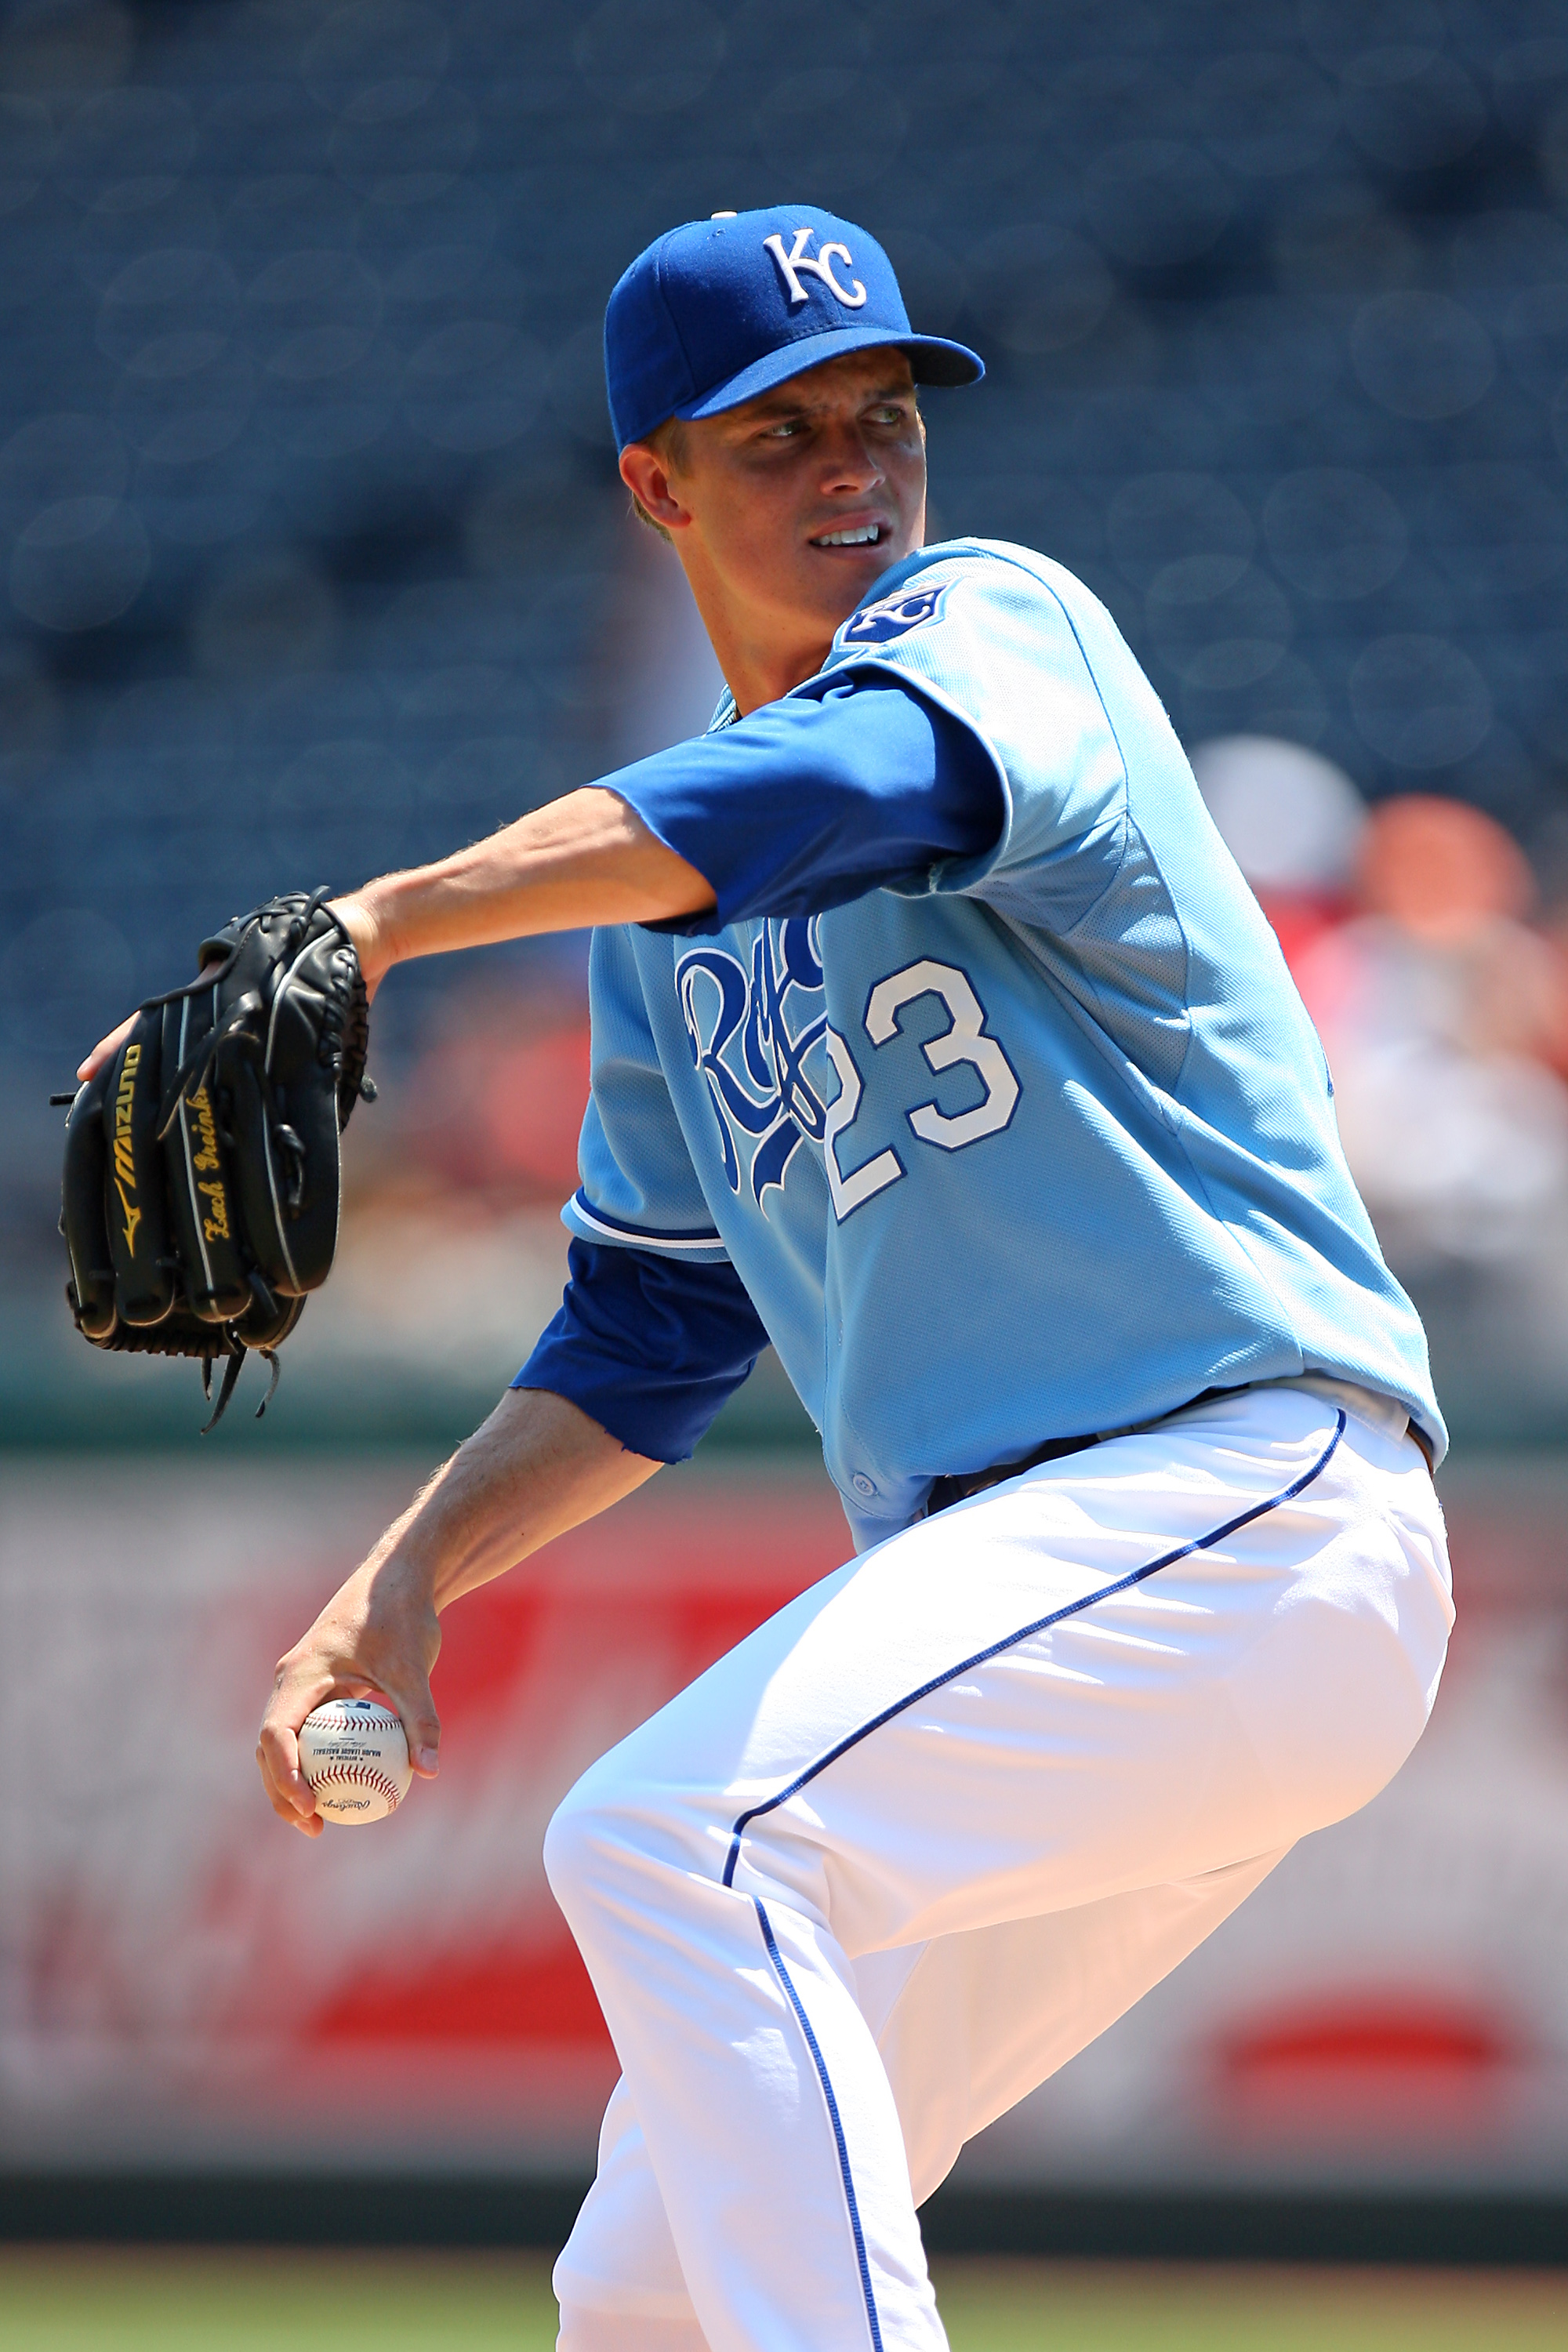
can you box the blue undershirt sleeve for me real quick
[512,1237,773,1463]
[604,675,1003,935]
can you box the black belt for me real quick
[925,1433,1099,1517]
[925,1385,1435,1518]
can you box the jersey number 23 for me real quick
[823,959,1020,1221]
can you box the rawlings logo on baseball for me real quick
[298,1697,413,1826]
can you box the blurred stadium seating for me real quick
[5,0,1568,1441]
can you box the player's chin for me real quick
[800,537,898,618]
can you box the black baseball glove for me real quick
[56,889,375,1430]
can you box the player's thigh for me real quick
[858,1849,1287,2205]
[547,1389,1448,1951]
[767,1417,1446,1952]
[546,1386,1301,1893]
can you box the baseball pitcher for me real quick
[82,207,1452,2352]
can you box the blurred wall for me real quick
[2,1450,1565,2194]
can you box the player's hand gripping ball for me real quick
[298,1698,413,1825]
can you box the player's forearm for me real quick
[332,786,715,992]
[260,1391,657,1829]
[372,1386,661,1613]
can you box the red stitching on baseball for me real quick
[308,1762,401,1809]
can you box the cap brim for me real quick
[673,324,984,426]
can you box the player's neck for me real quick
[673,487,927,707]
[677,575,847,717]
[710,623,834,718]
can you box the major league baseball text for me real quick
[299,1698,412,1825]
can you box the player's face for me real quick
[622,350,927,707]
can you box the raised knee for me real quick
[544,1752,724,1939]
[543,1776,618,1917]
[543,1762,669,1927]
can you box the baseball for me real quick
[298,1697,412,1826]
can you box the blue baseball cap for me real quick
[604,205,984,452]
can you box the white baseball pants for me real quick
[543,1384,1453,2352]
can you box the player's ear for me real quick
[620,441,691,536]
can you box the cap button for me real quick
[711,210,737,220]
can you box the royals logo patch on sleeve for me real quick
[841,583,946,645]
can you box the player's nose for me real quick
[816,416,886,495]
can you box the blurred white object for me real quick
[1191,734,1367,891]
[1298,918,1568,1263]
[1293,793,1568,1265]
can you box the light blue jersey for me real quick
[565,539,1443,1547]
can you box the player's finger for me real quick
[256,1742,325,1835]
[258,1704,321,1817]
[376,1669,441,1777]
[256,1730,314,1820]
[78,949,233,1084]
[256,1744,310,1824]
[76,1012,136,1083]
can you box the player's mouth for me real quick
[810,521,887,550]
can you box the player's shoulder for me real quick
[816,538,1112,678]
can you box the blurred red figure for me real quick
[1355,797,1568,1073]
[407,986,592,1200]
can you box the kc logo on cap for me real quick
[763,226,867,311]
[603,204,983,452]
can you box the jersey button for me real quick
[851,1472,877,1497]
